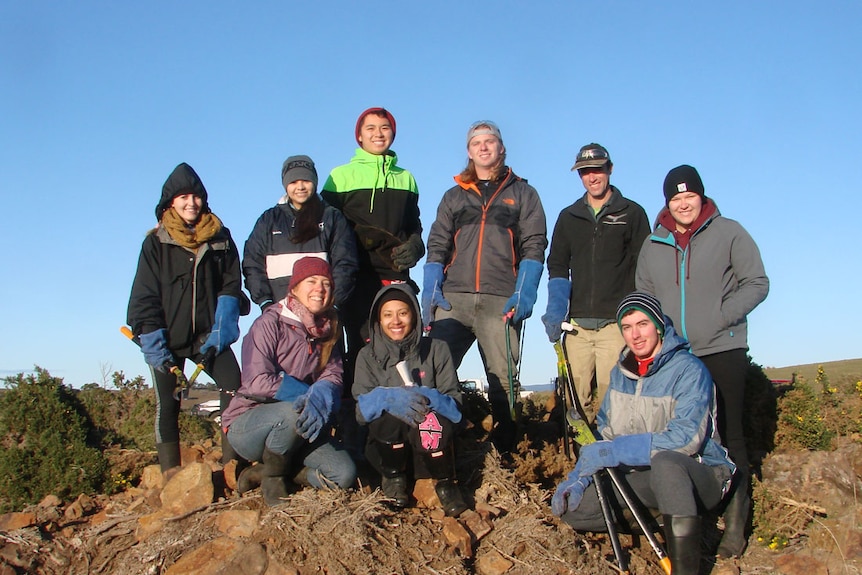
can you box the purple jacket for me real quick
[221,300,342,428]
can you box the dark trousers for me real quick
[365,413,457,479]
[563,451,730,531]
[698,349,749,475]
[152,349,240,444]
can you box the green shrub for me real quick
[744,359,779,468]
[0,368,108,512]
[775,377,834,451]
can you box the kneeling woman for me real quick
[221,257,356,506]
[353,284,467,517]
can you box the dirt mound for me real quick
[1,393,860,575]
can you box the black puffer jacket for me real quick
[242,199,358,308]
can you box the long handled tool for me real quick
[503,311,517,421]
[121,326,210,400]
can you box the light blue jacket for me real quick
[598,321,735,474]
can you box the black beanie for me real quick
[156,163,209,221]
[663,164,705,205]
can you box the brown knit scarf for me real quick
[161,209,223,249]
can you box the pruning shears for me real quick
[120,326,213,400]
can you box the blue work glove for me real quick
[541,278,571,342]
[551,472,592,516]
[140,328,173,373]
[416,387,462,424]
[502,259,543,322]
[274,374,309,402]
[357,386,429,426]
[200,295,241,355]
[421,262,451,328]
[294,380,341,442]
[391,233,425,271]
[575,433,653,479]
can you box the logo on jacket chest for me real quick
[603,214,628,225]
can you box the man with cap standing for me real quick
[243,155,358,312]
[322,108,424,392]
[423,121,547,453]
[636,164,769,558]
[552,291,735,575]
[542,143,649,423]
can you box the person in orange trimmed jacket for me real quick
[422,121,547,453]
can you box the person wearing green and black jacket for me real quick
[321,107,424,395]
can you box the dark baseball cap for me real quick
[571,143,611,171]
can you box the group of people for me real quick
[126,107,768,571]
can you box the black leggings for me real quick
[698,349,749,476]
[151,349,241,444]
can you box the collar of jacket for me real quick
[453,167,515,194]
[568,185,624,218]
[350,147,398,169]
[618,323,689,379]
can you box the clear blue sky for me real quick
[2,2,859,389]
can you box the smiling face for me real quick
[171,193,203,224]
[578,165,613,207]
[668,191,703,232]
[620,310,662,360]
[290,275,333,314]
[467,134,505,179]
[286,179,314,208]
[379,299,414,341]
[357,113,394,155]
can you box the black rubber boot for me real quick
[717,480,751,558]
[425,447,468,517]
[435,479,468,517]
[156,441,181,473]
[237,464,262,494]
[663,515,702,575]
[372,441,409,508]
[260,447,291,507]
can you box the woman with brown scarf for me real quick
[127,162,249,473]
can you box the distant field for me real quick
[763,358,862,383]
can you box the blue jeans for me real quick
[226,401,356,489]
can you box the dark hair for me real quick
[291,193,325,244]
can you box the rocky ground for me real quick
[1,392,861,575]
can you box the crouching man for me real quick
[551,292,735,575]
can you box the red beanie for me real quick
[355,107,397,144]
[288,257,333,292]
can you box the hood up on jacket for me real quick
[156,163,211,221]
[365,283,422,370]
